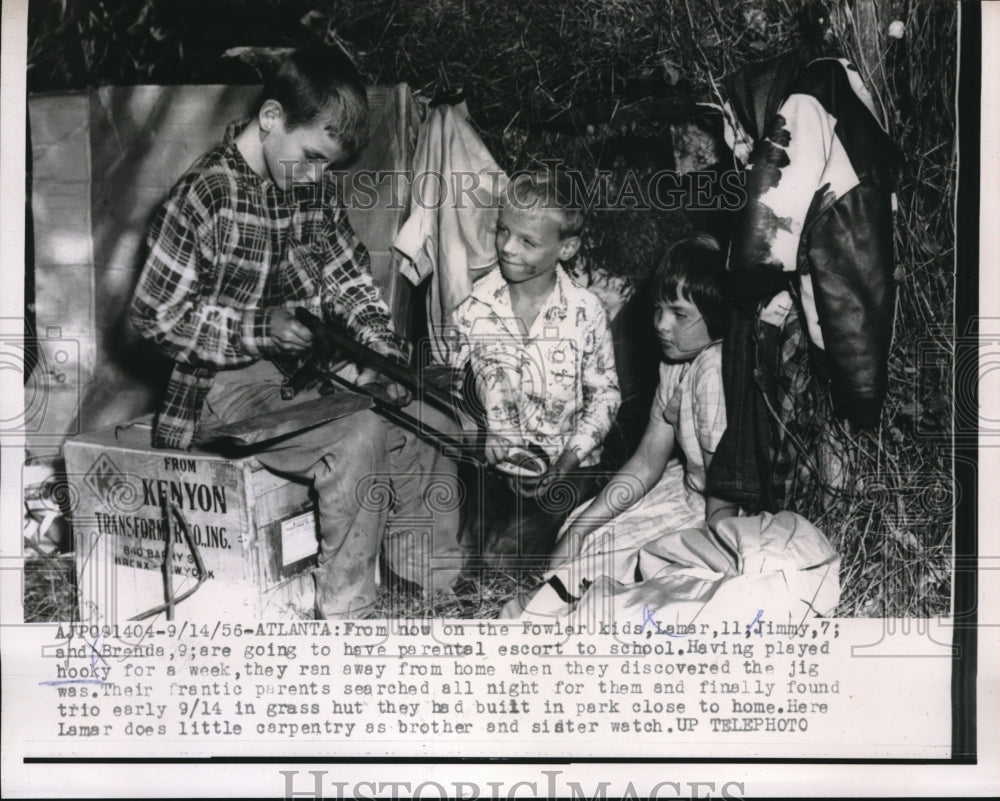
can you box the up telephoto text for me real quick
[43,619,841,740]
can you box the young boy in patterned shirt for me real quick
[131,48,460,618]
[448,170,620,564]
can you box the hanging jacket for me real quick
[708,55,899,510]
[393,103,507,365]
[731,57,899,427]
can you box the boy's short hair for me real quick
[653,233,728,339]
[257,47,370,154]
[503,169,585,239]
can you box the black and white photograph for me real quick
[0,0,994,796]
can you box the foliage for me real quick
[23,553,76,623]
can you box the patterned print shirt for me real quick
[447,266,620,467]
[131,120,406,449]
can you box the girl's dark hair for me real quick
[653,233,727,339]
[257,47,370,154]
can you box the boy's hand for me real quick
[269,308,313,353]
[358,368,411,407]
[484,432,517,465]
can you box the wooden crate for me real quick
[62,418,321,623]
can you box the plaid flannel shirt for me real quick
[131,120,407,449]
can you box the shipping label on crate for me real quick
[280,511,319,570]
[77,450,249,583]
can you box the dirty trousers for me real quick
[204,361,462,618]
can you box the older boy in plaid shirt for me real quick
[131,48,459,618]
